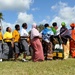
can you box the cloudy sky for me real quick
[0,0,75,31]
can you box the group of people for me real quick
[0,22,75,62]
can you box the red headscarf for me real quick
[70,23,75,27]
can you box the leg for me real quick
[14,43,20,61]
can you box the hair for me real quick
[22,23,27,28]
[6,27,10,31]
[44,23,49,28]
[52,22,57,27]
[15,24,20,30]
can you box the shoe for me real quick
[0,59,2,62]
[22,59,28,62]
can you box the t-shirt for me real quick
[12,30,20,42]
[3,32,12,42]
[20,28,29,39]
[42,27,53,43]
[0,32,3,40]
[51,27,56,35]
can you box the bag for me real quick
[53,44,64,59]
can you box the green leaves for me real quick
[0,12,3,20]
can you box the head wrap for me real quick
[61,22,66,26]
[70,23,75,27]
[32,23,37,28]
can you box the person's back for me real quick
[42,25,53,43]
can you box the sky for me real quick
[0,0,75,31]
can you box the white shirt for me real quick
[21,28,29,36]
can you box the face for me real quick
[8,27,11,32]
[0,26,1,31]
[54,26,58,30]
[18,26,20,30]
[25,25,27,29]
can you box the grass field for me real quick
[1,42,73,75]
[0,57,75,75]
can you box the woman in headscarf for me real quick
[2,27,13,60]
[60,22,70,59]
[70,23,75,58]
[30,23,44,62]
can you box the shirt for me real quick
[51,27,56,35]
[0,32,3,40]
[20,28,29,39]
[12,30,20,42]
[42,27,53,43]
[31,28,40,40]
[3,32,12,42]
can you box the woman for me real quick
[2,27,13,60]
[41,23,53,60]
[12,24,20,61]
[70,23,75,58]
[60,22,70,59]
[31,23,44,62]
[20,23,30,62]
[0,26,3,62]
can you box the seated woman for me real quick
[2,27,13,60]
[30,23,44,62]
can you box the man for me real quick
[12,24,20,61]
[20,23,29,62]
[0,26,3,62]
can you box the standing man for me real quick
[0,26,3,62]
[12,24,20,61]
[20,23,29,62]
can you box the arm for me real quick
[20,36,29,38]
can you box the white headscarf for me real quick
[31,23,40,39]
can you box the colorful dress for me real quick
[70,29,75,58]
[60,27,70,59]
[42,27,53,60]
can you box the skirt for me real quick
[2,42,13,59]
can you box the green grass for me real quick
[0,57,75,75]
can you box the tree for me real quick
[37,24,44,32]
[0,12,4,33]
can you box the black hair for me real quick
[22,23,27,28]
[15,24,20,30]
[44,23,49,28]
[52,22,57,27]
[6,27,10,31]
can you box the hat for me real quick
[61,22,66,26]
[70,23,75,27]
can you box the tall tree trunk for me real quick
[0,19,4,34]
